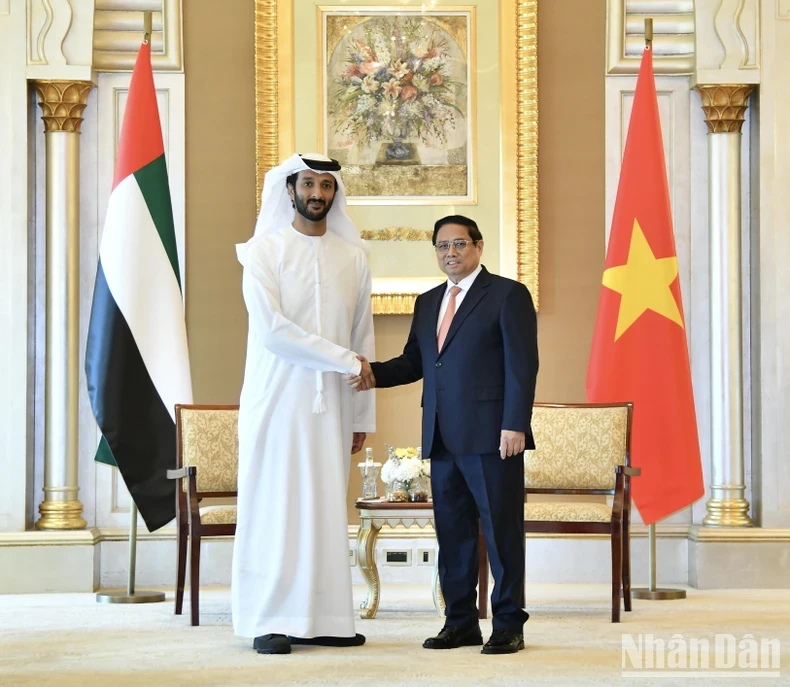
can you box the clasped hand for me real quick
[346,355,376,391]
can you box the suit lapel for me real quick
[438,267,491,357]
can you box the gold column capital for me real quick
[33,80,94,133]
[693,84,755,134]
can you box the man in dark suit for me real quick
[349,215,538,654]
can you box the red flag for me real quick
[586,46,704,524]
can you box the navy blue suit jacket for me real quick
[370,266,538,457]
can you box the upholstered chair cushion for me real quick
[524,502,612,522]
[180,408,239,493]
[198,505,237,525]
[525,405,628,490]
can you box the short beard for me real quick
[294,193,333,222]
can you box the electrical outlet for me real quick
[416,548,435,566]
[383,549,411,566]
[349,548,357,566]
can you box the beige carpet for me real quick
[0,584,788,686]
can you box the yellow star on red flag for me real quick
[602,218,683,340]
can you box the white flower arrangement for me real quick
[381,446,430,485]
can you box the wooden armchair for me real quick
[167,404,239,626]
[524,402,638,623]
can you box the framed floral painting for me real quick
[319,7,476,205]
[255,0,539,313]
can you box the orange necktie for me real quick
[437,286,462,351]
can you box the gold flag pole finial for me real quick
[143,11,152,44]
[645,18,653,48]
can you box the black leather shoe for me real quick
[288,633,366,647]
[253,633,291,654]
[481,629,525,655]
[423,624,483,650]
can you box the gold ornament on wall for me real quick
[360,228,433,242]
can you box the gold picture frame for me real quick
[254,0,538,313]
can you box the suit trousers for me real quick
[430,428,529,632]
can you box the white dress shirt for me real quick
[436,264,483,334]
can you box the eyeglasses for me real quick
[435,239,476,254]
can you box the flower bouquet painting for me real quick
[323,11,473,200]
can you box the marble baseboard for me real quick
[689,527,790,588]
[0,530,99,593]
[1,527,789,593]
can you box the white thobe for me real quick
[232,225,375,639]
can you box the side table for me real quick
[355,499,489,620]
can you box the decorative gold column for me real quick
[694,84,754,527]
[33,80,93,530]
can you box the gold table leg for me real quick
[357,518,381,619]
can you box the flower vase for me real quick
[407,475,429,502]
[386,479,409,503]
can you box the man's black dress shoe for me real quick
[423,624,484,649]
[481,629,525,654]
[288,633,366,647]
[253,633,291,654]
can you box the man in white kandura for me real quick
[232,153,375,655]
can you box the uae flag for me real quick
[85,41,192,532]
[586,45,704,524]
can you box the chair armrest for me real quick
[616,466,640,477]
[167,467,196,480]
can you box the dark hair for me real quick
[432,215,483,245]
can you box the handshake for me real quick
[346,355,376,391]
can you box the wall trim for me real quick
[6,524,790,547]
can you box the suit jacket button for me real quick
[435,362,442,368]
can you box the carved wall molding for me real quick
[27,0,71,66]
[713,0,759,70]
[514,0,539,306]
[93,0,183,72]
[692,0,760,85]
[360,228,433,242]
[607,0,696,74]
[254,0,281,211]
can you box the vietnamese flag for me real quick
[586,46,704,524]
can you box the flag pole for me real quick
[630,18,686,603]
[644,17,653,48]
[143,10,152,43]
[632,522,686,600]
[95,11,166,605]
[97,501,165,603]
